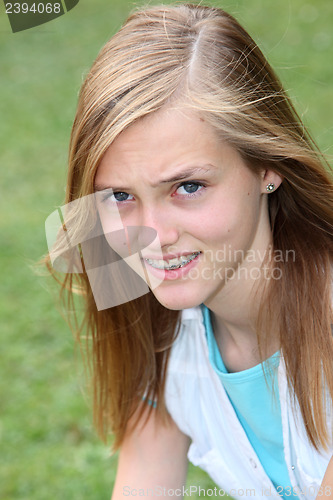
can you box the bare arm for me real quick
[316,456,333,499]
[111,404,190,499]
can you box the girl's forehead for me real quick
[95,108,253,190]
[101,107,222,162]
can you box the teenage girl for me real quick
[47,4,333,499]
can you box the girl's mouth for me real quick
[144,251,201,270]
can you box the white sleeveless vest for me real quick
[164,307,332,499]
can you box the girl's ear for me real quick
[260,169,283,194]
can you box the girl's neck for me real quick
[204,238,279,372]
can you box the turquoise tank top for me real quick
[202,304,298,499]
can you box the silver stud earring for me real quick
[266,183,275,192]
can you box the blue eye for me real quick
[113,192,133,202]
[176,182,204,196]
[102,191,134,203]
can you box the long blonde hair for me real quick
[50,4,333,451]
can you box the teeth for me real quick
[145,252,200,270]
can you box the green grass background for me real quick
[0,0,332,498]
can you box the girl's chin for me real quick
[150,288,203,311]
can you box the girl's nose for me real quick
[138,205,180,250]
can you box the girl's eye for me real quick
[103,191,134,203]
[113,192,134,202]
[175,182,204,196]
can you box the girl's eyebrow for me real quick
[157,164,217,185]
[94,184,116,192]
[94,164,217,192]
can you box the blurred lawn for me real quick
[0,0,332,499]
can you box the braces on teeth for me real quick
[145,252,200,270]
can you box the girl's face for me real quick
[95,107,279,310]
